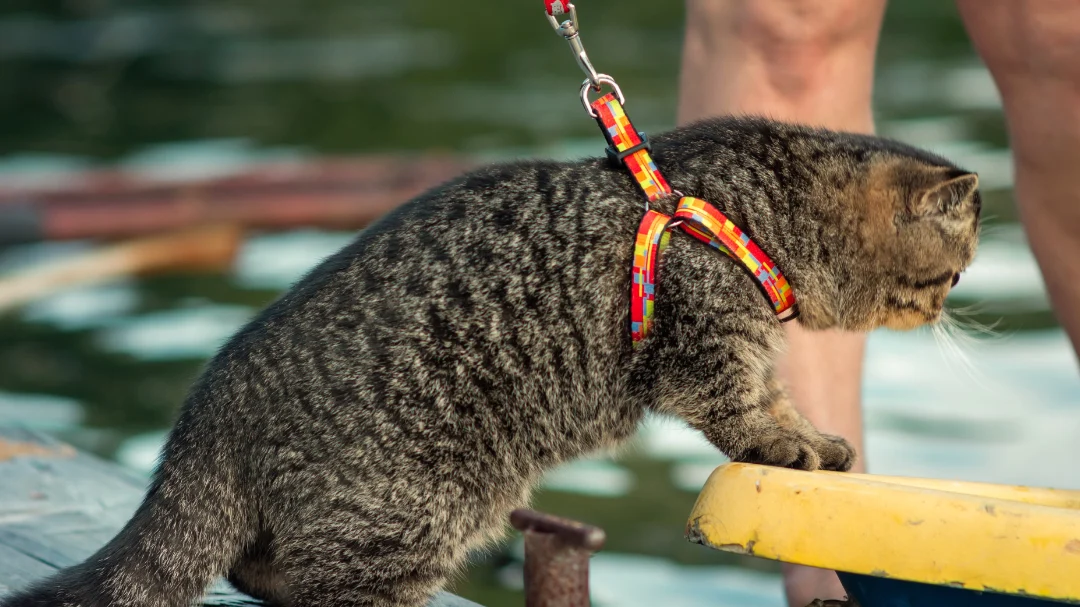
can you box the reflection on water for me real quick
[1,1,1077,606]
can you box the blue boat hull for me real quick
[838,573,1072,606]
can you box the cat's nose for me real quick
[952,273,961,287]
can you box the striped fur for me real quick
[1,117,980,607]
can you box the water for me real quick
[1,1,1078,606]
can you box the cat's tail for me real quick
[0,445,253,607]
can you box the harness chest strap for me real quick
[589,92,798,345]
[673,197,797,321]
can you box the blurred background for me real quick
[1,1,1078,606]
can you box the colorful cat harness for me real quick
[545,1,798,346]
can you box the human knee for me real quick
[961,1,1080,86]
[688,0,883,54]
[685,0,884,103]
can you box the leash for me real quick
[544,2,798,346]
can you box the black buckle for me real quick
[606,132,651,165]
[777,303,800,324]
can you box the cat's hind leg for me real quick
[227,530,291,606]
[274,509,462,607]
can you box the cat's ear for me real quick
[910,171,979,216]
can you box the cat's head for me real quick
[795,155,982,332]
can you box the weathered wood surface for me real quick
[0,427,481,607]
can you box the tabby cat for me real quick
[1,117,981,607]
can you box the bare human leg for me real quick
[677,1,887,604]
[957,0,1080,358]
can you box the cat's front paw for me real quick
[816,433,857,472]
[736,430,822,471]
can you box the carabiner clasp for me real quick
[545,2,601,90]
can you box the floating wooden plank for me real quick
[0,427,482,607]
[0,224,243,313]
[0,155,478,244]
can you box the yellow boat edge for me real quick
[686,463,1080,602]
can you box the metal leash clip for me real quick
[544,1,625,116]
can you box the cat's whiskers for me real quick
[946,303,1006,338]
[930,308,994,385]
[975,218,1005,239]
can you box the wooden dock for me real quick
[0,427,481,606]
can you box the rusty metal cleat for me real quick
[509,509,606,607]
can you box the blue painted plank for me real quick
[0,427,483,607]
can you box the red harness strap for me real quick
[588,93,798,345]
[673,197,797,322]
[545,1,797,346]
[590,93,672,202]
